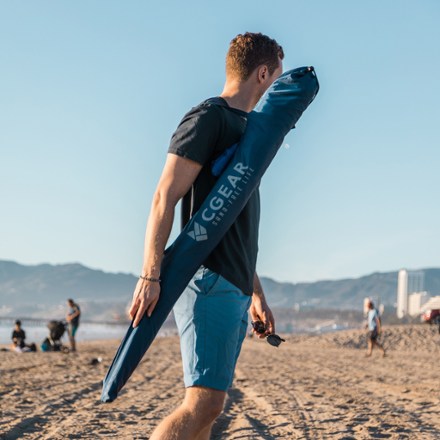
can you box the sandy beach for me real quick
[1,324,439,439]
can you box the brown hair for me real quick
[226,32,284,81]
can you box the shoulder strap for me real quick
[203,97,246,176]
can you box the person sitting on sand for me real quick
[11,320,36,352]
[366,301,386,357]
[66,299,81,352]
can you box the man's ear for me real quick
[257,65,268,83]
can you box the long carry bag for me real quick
[101,66,319,402]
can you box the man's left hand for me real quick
[249,294,275,338]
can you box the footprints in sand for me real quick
[210,337,440,439]
[212,381,299,439]
[1,338,185,439]
[1,328,439,439]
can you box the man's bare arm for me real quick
[376,316,381,334]
[252,273,265,299]
[129,153,202,327]
[66,306,80,322]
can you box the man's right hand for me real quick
[129,279,161,327]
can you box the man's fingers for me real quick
[266,313,275,334]
[128,297,140,320]
[133,312,143,328]
[133,297,158,326]
[250,308,260,322]
[267,320,275,334]
[250,315,259,325]
[128,302,137,319]
[129,284,144,319]
[261,313,275,335]
[133,301,147,328]
[260,312,269,331]
[146,297,159,317]
[130,284,160,325]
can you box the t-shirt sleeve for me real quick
[168,104,222,166]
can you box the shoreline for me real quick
[1,322,438,351]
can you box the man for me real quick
[129,32,284,440]
[66,298,81,352]
[366,300,386,357]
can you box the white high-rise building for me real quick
[397,269,408,318]
[408,292,430,316]
[396,269,425,318]
[408,291,430,317]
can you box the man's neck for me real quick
[220,79,260,113]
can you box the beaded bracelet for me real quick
[139,275,161,283]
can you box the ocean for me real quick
[2,320,132,346]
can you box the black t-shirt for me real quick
[12,329,26,347]
[168,97,260,295]
[69,304,81,326]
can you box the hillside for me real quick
[257,268,440,309]
[1,260,440,322]
[0,261,135,321]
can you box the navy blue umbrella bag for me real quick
[101,66,319,402]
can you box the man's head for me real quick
[68,299,74,307]
[226,32,284,82]
[368,301,375,310]
[15,319,21,329]
[224,32,284,108]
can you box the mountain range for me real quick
[1,260,440,322]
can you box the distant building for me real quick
[408,271,424,294]
[397,269,426,318]
[420,296,440,312]
[397,270,408,318]
[408,291,430,317]
[363,297,370,315]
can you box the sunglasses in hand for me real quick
[251,320,286,347]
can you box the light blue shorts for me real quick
[173,266,251,392]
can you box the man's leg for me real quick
[373,340,386,357]
[68,325,77,352]
[167,267,251,439]
[150,386,225,440]
[192,309,250,440]
[195,424,214,440]
[366,337,373,356]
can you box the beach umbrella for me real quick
[101,66,319,402]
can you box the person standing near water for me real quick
[66,298,81,352]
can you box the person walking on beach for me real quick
[66,298,81,352]
[128,32,283,440]
[366,300,386,357]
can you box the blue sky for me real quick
[1,1,439,283]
